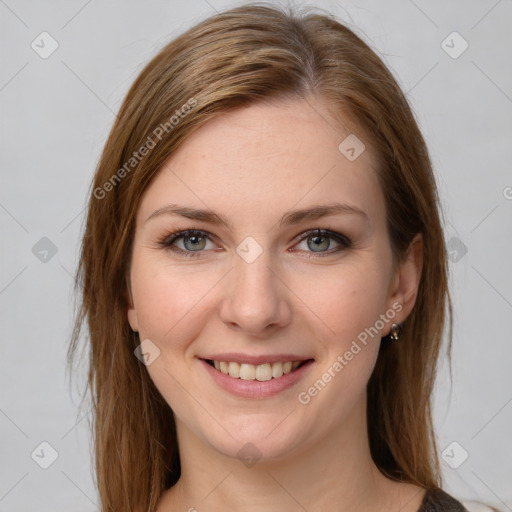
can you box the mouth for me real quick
[203,359,313,381]
[198,353,315,398]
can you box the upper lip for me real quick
[199,353,314,365]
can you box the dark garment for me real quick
[418,488,468,511]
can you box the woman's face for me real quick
[127,96,421,462]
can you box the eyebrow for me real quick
[145,202,369,229]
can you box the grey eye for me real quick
[307,234,331,252]
[182,233,207,251]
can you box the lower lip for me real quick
[200,359,314,399]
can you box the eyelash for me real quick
[158,229,352,258]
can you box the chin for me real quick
[191,409,316,465]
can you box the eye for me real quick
[159,229,219,257]
[292,229,352,257]
[159,228,352,258]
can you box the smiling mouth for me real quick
[204,359,312,381]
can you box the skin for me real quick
[127,95,425,512]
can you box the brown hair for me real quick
[69,3,452,511]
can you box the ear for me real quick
[126,279,139,332]
[384,233,423,334]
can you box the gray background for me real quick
[1,0,511,510]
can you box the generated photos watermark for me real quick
[297,301,402,405]
[94,97,197,200]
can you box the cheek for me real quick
[292,261,388,398]
[130,255,220,347]
[293,272,385,430]
[295,260,389,345]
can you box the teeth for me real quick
[255,363,272,381]
[211,360,305,381]
[272,362,283,378]
[239,363,255,380]
[228,361,240,378]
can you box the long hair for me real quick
[68,3,452,510]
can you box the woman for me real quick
[69,4,489,511]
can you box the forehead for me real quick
[138,96,384,229]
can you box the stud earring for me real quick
[389,323,402,341]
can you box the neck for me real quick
[157,397,425,512]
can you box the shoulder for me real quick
[418,488,468,512]
[460,502,497,512]
[418,488,497,512]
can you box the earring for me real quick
[389,323,402,341]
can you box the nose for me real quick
[219,246,292,336]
